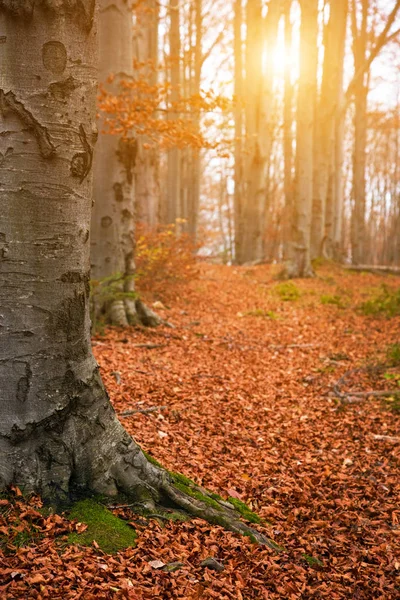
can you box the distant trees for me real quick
[95,0,400,272]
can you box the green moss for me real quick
[274,282,301,301]
[170,471,196,487]
[320,294,347,308]
[302,554,324,568]
[359,284,400,317]
[67,499,137,554]
[142,450,163,469]
[382,394,400,414]
[387,343,400,366]
[173,481,223,511]
[227,497,261,524]
[244,308,278,319]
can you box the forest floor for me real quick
[1,262,400,599]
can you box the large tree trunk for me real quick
[0,2,271,545]
[284,0,318,278]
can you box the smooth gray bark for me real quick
[91,0,160,327]
[133,0,160,227]
[90,0,139,327]
[164,0,181,225]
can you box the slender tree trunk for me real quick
[240,0,280,264]
[285,0,318,278]
[311,0,348,260]
[351,0,368,265]
[187,0,202,239]
[233,0,244,263]
[332,107,346,259]
[0,4,272,544]
[91,0,160,327]
[134,0,160,228]
[283,0,293,260]
[165,0,181,225]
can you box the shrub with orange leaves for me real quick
[135,223,199,299]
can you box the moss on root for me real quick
[227,497,261,524]
[141,450,163,469]
[67,499,137,554]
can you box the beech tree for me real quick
[0,0,270,544]
[133,0,160,227]
[284,0,319,278]
[90,0,160,327]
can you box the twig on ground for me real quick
[269,344,320,350]
[119,405,167,417]
[344,264,400,275]
[371,434,400,442]
[332,367,398,402]
[132,343,166,349]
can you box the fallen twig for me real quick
[119,405,167,417]
[371,434,400,442]
[269,344,320,350]
[132,343,166,349]
[344,390,399,399]
[344,264,400,275]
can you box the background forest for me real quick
[95,0,400,286]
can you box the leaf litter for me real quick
[1,263,400,599]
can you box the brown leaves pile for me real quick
[1,264,400,599]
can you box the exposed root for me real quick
[160,478,278,548]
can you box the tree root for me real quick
[93,296,166,329]
[159,477,279,549]
[332,366,399,404]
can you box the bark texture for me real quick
[284,0,318,278]
[90,0,139,327]
[163,0,181,226]
[133,0,160,228]
[90,0,161,327]
[237,0,280,264]
[0,4,268,544]
[311,0,347,260]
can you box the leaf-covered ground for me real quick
[1,264,400,599]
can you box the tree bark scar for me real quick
[116,137,138,184]
[70,124,93,183]
[0,89,55,158]
[16,363,32,403]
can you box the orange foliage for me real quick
[134,223,199,299]
[98,68,232,151]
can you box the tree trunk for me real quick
[311,0,347,260]
[351,0,369,265]
[233,0,244,263]
[284,0,318,277]
[282,0,293,261]
[0,2,272,545]
[134,0,160,228]
[164,0,181,226]
[91,0,160,328]
[240,0,280,264]
[186,0,202,239]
